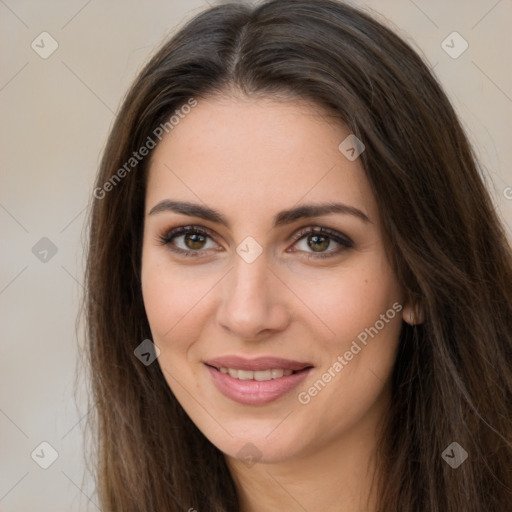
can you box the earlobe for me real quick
[402,302,424,325]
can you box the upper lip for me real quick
[204,356,313,371]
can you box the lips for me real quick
[204,356,314,405]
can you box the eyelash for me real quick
[157,225,354,260]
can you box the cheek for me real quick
[141,260,176,340]
[141,252,190,344]
[140,251,221,355]
[298,253,402,350]
[294,255,403,428]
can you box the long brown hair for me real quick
[84,1,512,510]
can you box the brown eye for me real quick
[290,226,354,259]
[159,226,219,256]
[307,234,330,252]
[184,232,207,250]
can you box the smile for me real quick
[204,356,313,405]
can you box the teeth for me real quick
[219,368,295,381]
[254,370,271,381]
[271,369,282,379]
[237,370,254,380]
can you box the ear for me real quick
[402,301,424,325]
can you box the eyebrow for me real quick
[148,200,371,227]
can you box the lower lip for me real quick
[206,365,312,405]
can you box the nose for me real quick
[216,253,291,340]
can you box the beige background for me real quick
[1,0,511,510]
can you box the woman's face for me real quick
[141,94,405,464]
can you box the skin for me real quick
[141,93,417,512]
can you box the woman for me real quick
[85,1,512,510]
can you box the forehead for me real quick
[145,95,378,224]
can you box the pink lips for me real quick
[204,356,313,405]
